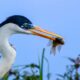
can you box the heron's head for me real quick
[1,15,64,42]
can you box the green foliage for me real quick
[39,48,45,80]
[2,63,40,80]
[1,48,50,80]
[56,55,80,80]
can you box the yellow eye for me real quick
[21,23,33,29]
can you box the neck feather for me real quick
[0,24,16,78]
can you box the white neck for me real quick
[0,23,17,78]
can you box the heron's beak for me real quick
[29,26,63,41]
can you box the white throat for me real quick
[0,23,32,78]
[0,23,17,78]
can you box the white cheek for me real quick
[13,25,32,34]
[0,23,32,35]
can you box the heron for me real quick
[0,15,63,78]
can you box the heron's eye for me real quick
[21,23,33,29]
